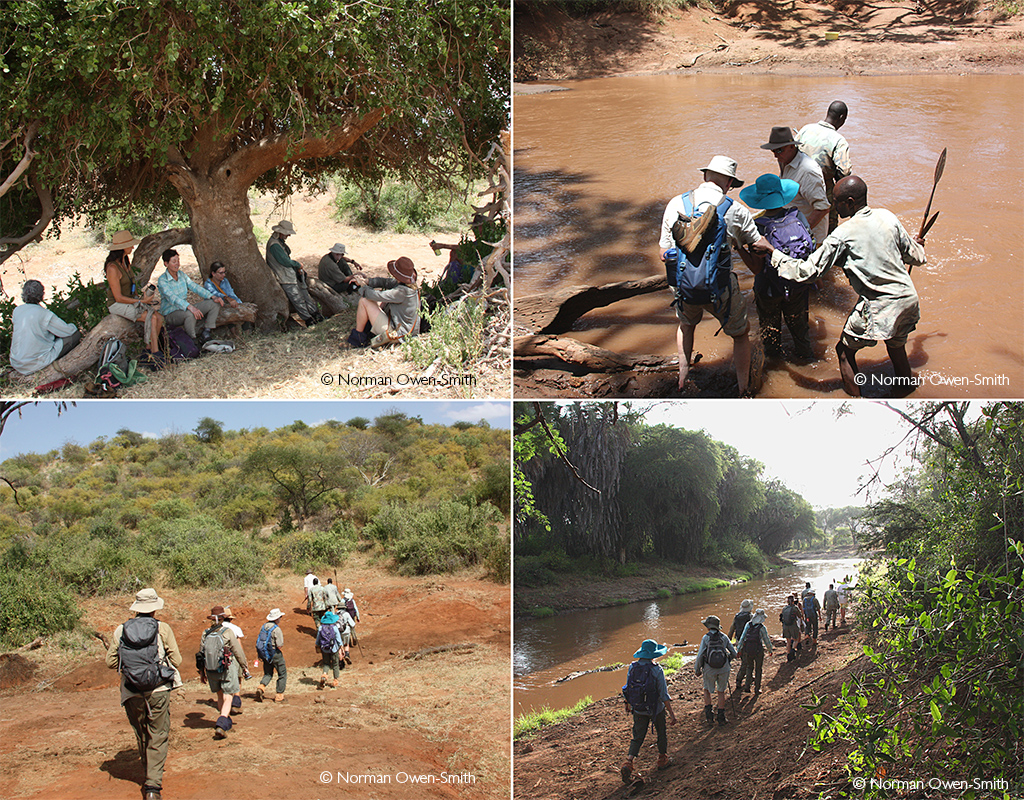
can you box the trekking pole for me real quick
[918,148,946,240]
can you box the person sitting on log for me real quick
[157,249,223,347]
[317,243,361,295]
[202,262,241,309]
[345,257,421,348]
[9,280,82,375]
[104,229,165,368]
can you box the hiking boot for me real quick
[796,642,802,651]
[255,685,265,702]
[657,753,673,770]
[787,650,796,662]
[199,328,212,345]
[347,328,369,348]
[274,693,286,703]
[330,679,339,689]
[717,708,727,725]
[620,759,633,784]
[704,704,714,724]
[213,715,232,739]
[344,654,352,665]
[318,675,327,689]
[142,789,162,800]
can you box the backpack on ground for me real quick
[201,627,229,673]
[99,338,128,374]
[743,622,765,655]
[621,661,660,716]
[316,624,341,654]
[162,326,200,361]
[803,594,817,618]
[781,604,798,626]
[703,630,730,670]
[754,207,813,300]
[256,623,279,662]
[118,616,175,693]
[671,193,734,313]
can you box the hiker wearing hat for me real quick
[695,615,737,725]
[346,256,421,348]
[255,608,287,702]
[9,280,81,375]
[203,262,242,309]
[797,101,853,235]
[303,569,318,613]
[318,242,362,295]
[739,174,815,361]
[104,230,166,368]
[220,607,246,712]
[265,220,324,326]
[158,249,223,347]
[619,639,677,783]
[105,588,182,800]
[737,609,774,694]
[727,599,755,693]
[309,577,329,633]
[658,156,771,397]
[198,605,250,739]
[779,595,802,661]
[757,175,926,397]
[316,607,354,687]
[760,126,830,246]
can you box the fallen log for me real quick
[513,334,677,375]
[515,275,668,335]
[307,275,356,317]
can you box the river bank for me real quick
[514,610,868,800]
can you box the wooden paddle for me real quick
[919,148,946,239]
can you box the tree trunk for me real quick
[14,314,139,387]
[167,170,288,328]
[516,275,668,335]
[307,275,356,317]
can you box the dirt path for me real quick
[514,0,1024,80]
[514,615,866,800]
[0,560,510,800]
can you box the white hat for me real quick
[342,589,354,600]
[740,599,753,612]
[272,220,297,236]
[130,588,164,613]
[266,608,285,621]
[700,155,744,188]
[329,243,347,255]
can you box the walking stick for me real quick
[918,148,946,239]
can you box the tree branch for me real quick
[0,168,55,268]
[0,121,41,198]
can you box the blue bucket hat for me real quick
[632,639,669,660]
[739,173,800,210]
[321,611,339,625]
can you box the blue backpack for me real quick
[622,661,660,716]
[671,193,734,310]
[754,207,813,300]
[803,594,817,618]
[256,623,279,661]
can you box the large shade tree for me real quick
[0,0,509,323]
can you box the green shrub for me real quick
[729,540,769,575]
[0,567,81,649]
[483,534,510,583]
[528,606,555,618]
[514,696,593,739]
[277,522,356,570]
[402,297,486,372]
[331,179,466,233]
[379,499,503,576]
[655,588,673,599]
[660,652,685,676]
[167,530,266,588]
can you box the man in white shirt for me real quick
[761,126,830,245]
[9,280,81,375]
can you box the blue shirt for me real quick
[158,269,214,315]
[10,304,77,375]
[203,277,240,303]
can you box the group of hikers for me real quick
[8,219,425,381]
[105,580,362,800]
[619,577,854,782]
[659,101,928,397]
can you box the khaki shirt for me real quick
[106,617,183,705]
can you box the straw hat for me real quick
[110,230,141,249]
[700,156,744,188]
[272,220,297,236]
[129,588,164,613]
[221,606,235,620]
[387,256,417,284]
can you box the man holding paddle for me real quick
[755,175,927,397]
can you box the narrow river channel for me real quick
[514,557,863,717]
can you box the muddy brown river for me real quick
[513,558,862,717]
[513,74,1024,397]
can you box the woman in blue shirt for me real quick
[203,262,241,308]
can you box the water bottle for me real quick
[663,248,679,288]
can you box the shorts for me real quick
[840,300,919,350]
[207,660,240,695]
[675,272,749,338]
[701,667,730,694]
[370,307,390,336]
[108,302,156,346]
[782,623,801,640]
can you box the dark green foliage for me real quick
[331,178,469,233]
[346,417,370,430]
[166,529,265,588]
[194,417,225,444]
[0,568,81,648]
[277,522,356,570]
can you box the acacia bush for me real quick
[277,522,357,570]
[0,568,81,649]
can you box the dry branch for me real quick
[404,642,478,660]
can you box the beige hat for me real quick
[221,606,235,620]
[130,588,164,613]
[739,599,753,612]
[387,256,417,284]
[266,608,285,621]
[700,156,744,188]
[110,230,141,249]
[329,242,347,255]
[272,220,297,236]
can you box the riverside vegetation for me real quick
[0,411,510,650]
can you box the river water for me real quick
[513,74,1024,397]
[513,557,863,716]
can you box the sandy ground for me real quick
[514,612,868,800]
[0,557,511,800]
[514,0,1024,81]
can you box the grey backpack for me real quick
[99,337,128,374]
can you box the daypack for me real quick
[256,623,279,662]
[781,604,799,626]
[344,599,357,620]
[201,627,230,673]
[621,661,660,717]
[803,594,817,618]
[754,207,813,300]
[743,623,765,655]
[162,326,200,361]
[316,624,341,654]
[672,193,734,310]
[99,338,128,374]
[703,630,730,670]
[118,616,175,693]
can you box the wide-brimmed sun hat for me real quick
[752,609,767,625]
[130,588,164,613]
[110,230,141,249]
[342,589,354,600]
[266,608,285,621]
[329,243,347,255]
[221,606,235,620]
[387,256,417,284]
[739,174,800,210]
[633,639,669,660]
[700,155,744,188]
[703,615,722,630]
[272,220,297,236]
[207,605,226,621]
[739,599,754,612]
[321,611,340,625]
[760,126,800,151]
